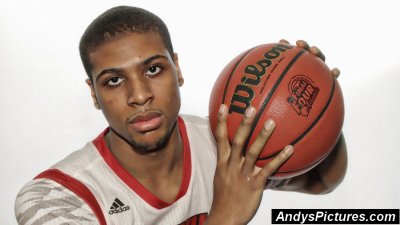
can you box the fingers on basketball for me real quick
[258,145,294,181]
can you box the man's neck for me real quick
[106,126,184,203]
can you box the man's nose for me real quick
[126,75,153,107]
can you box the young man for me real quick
[15,6,347,225]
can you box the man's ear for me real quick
[85,79,101,110]
[173,53,184,87]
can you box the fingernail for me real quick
[284,145,294,155]
[264,119,275,130]
[219,104,227,114]
[245,106,256,118]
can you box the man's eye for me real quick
[106,77,124,86]
[146,65,162,76]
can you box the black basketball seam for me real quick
[273,134,338,175]
[258,76,337,162]
[273,151,326,175]
[242,49,306,153]
[221,46,260,104]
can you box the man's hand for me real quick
[205,105,293,225]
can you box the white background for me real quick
[1,0,399,224]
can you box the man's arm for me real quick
[271,133,348,194]
[15,179,98,225]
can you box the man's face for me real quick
[87,32,184,152]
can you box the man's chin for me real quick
[129,120,178,154]
[110,120,177,154]
[129,135,170,154]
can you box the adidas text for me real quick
[109,205,130,214]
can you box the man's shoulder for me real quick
[179,114,210,126]
[15,178,98,225]
[179,115,214,141]
[51,141,101,174]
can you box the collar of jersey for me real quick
[92,116,192,209]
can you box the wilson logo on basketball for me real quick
[229,43,293,114]
[287,75,319,117]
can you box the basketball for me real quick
[209,43,344,179]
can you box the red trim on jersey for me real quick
[179,213,208,225]
[35,169,107,225]
[92,116,192,209]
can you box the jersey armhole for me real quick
[35,169,107,225]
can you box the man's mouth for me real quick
[129,111,163,132]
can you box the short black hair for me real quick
[79,6,174,80]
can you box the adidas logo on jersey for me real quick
[109,198,130,214]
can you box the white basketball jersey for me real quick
[15,115,217,225]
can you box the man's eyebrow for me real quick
[143,54,168,65]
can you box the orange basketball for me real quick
[209,43,344,179]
